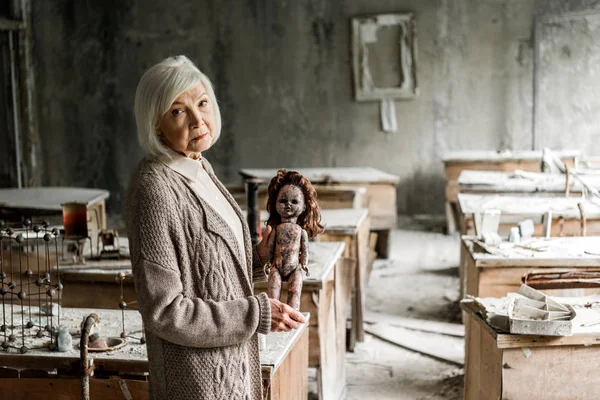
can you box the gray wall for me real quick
[25,0,600,220]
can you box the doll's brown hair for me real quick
[266,169,325,238]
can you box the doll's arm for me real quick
[300,229,309,276]
[265,226,277,273]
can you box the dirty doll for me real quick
[264,170,324,310]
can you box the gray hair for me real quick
[134,55,222,158]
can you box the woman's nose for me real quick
[190,110,204,128]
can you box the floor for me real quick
[343,216,464,400]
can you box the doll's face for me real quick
[276,185,306,219]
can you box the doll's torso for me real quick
[273,222,303,279]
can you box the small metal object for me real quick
[43,233,51,242]
[16,233,24,243]
[19,346,28,354]
[24,270,33,277]
[23,219,31,227]
[32,225,40,233]
[1,342,8,349]
[0,272,6,280]
[26,321,33,329]
[17,291,26,300]
[8,282,16,289]
[47,289,56,298]
[119,301,127,310]
[8,334,15,341]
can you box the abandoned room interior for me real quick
[1,1,600,399]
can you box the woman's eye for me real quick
[171,109,183,116]
[199,100,208,107]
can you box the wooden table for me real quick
[460,236,600,299]
[461,298,600,400]
[249,208,371,349]
[0,306,310,400]
[457,193,600,236]
[255,242,349,400]
[239,167,399,258]
[56,242,350,400]
[227,184,367,210]
[443,150,579,233]
[0,187,109,229]
[458,169,600,196]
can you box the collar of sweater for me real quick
[157,147,206,182]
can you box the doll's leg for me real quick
[268,268,283,302]
[286,268,303,311]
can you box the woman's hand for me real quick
[257,225,273,265]
[269,298,306,332]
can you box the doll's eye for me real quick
[292,200,298,204]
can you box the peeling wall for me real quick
[22,0,600,219]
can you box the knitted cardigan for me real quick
[125,157,271,400]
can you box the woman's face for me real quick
[276,185,306,220]
[157,83,215,159]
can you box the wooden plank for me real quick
[365,323,464,366]
[502,345,600,399]
[363,311,464,338]
[268,327,309,400]
[316,276,342,400]
[463,310,503,400]
[0,378,149,399]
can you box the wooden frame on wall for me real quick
[351,13,418,101]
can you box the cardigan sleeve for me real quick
[127,169,271,349]
[133,257,271,347]
[252,245,268,283]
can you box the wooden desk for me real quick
[460,236,600,299]
[0,187,109,230]
[255,242,349,400]
[443,150,579,233]
[461,299,600,400]
[227,184,367,211]
[316,209,371,348]
[239,167,399,258]
[0,306,310,400]
[457,193,600,237]
[458,169,600,196]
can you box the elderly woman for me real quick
[125,55,305,400]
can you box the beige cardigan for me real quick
[125,157,271,400]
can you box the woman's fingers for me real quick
[269,299,306,332]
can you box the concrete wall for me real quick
[24,0,600,220]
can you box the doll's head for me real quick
[266,169,324,238]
